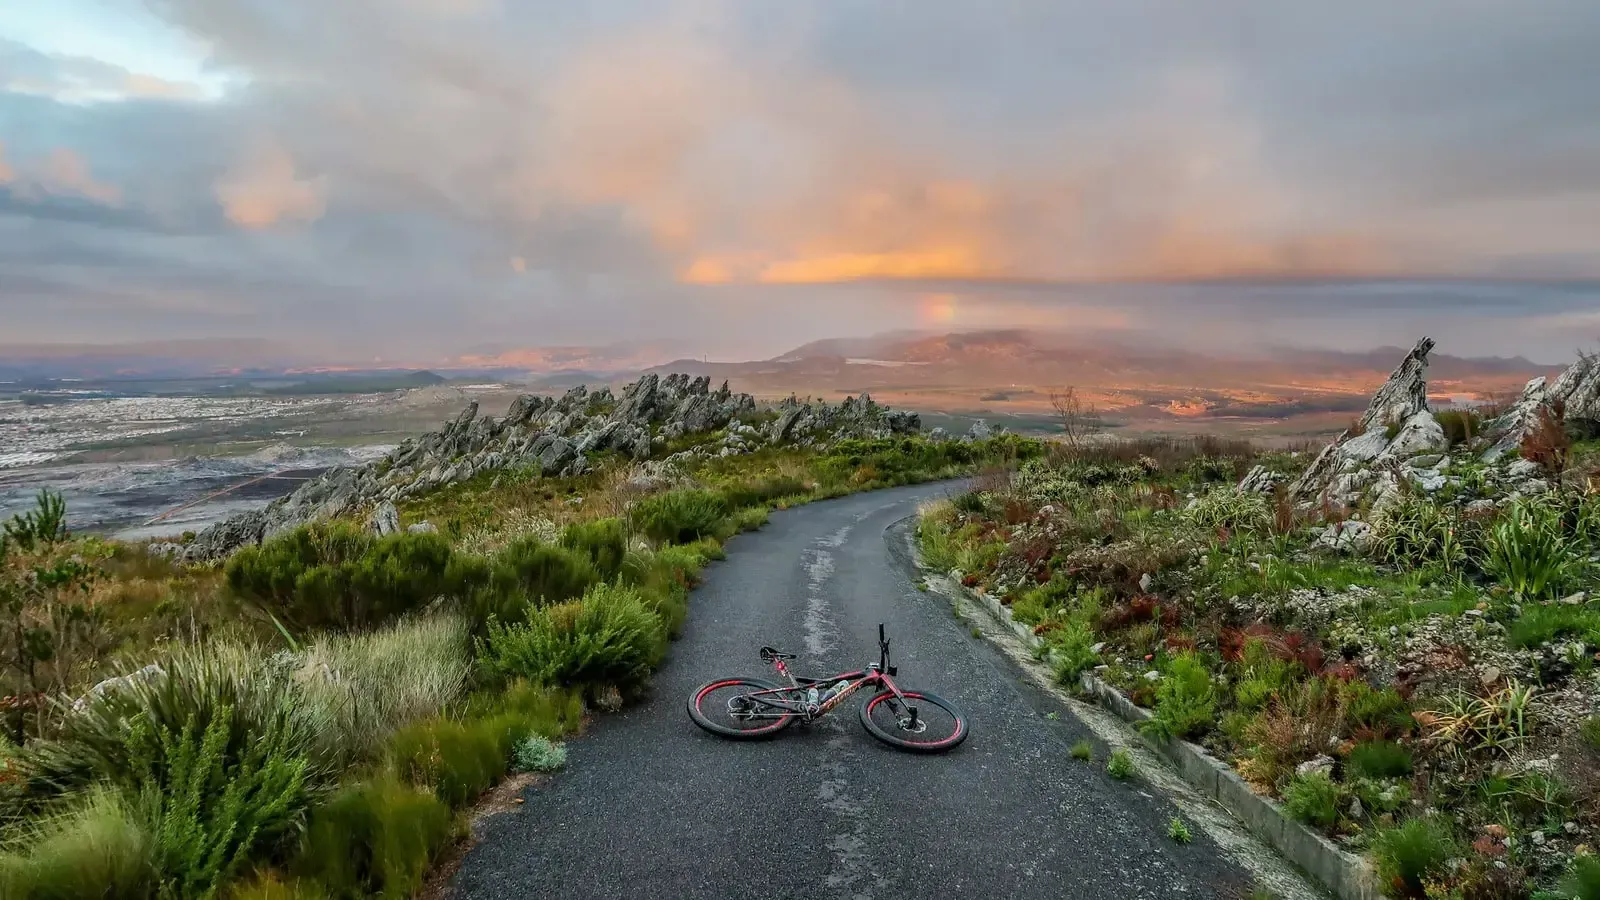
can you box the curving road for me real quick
[453,482,1260,900]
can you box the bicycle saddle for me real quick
[759,646,797,661]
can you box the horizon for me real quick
[3,3,1598,359]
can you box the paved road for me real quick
[454,482,1256,900]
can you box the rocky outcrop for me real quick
[1284,338,1449,510]
[1481,352,1600,463]
[178,374,921,562]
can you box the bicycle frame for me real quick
[729,626,920,725]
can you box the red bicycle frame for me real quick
[736,625,921,726]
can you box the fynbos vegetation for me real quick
[0,376,1035,899]
[920,341,1600,900]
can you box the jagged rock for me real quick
[1482,377,1549,462]
[1237,465,1281,495]
[928,427,949,441]
[1550,352,1600,423]
[407,521,438,534]
[368,501,400,537]
[966,420,993,441]
[1288,338,1445,509]
[183,373,916,560]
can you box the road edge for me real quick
[921,558,1381,900]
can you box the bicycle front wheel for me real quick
[688,677,798,739]
[859,689,969,753]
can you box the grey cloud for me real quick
[0,0,1596,359]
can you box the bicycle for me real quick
[687,624,969,753]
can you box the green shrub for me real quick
[1483,500,1584,600]
[1558,855,1600,900]
[1047,618,1099,684]
[226,524,466,630]
[1182,489,1269,532]
[479,583,667,697]
[20,642,331,806]
[1070,740,1093,762]
[460,682,586,742]
[136,702,313,898]
[386,717,505,809]
[1370,496,1473,571]
[559,519,627,581]
[295,775,455,898]
[1344,682,1414,736]
[1106,749,1136,780]
[1167,817,1192,844]
[631,490,729,544]
[951,491,989,515]
[727,506,770,533]
[1347,740,1414,779]
[0,789,156,900]
[1283,772,1342,829]
[619,550,693,638]
[294,614,471,765]
[1371,817,1461,898]
[489,537,599,608]
[512,735,567,773]
[1141,652,1216,741]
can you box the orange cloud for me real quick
[41,148,121,205]
[0,141,13,184]
[759,248,988,283]
[215,143,327,229]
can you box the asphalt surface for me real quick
[453,482,1257,900]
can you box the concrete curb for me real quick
[945,573,1381,900]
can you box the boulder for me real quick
[1236,465,1281,495]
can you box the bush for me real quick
[1559,855,1600,900]
[1483,500,1583,600]
[20,641,331,807]
[386,716,507,809]
[294,614,471,764]
[1371,817,1461,898]
[512,735,567,773]
[226,524,466,630]
[631,490,729,544]
[1370,497,1473,571]
[560,519,627,581]
[1347,740,1414,779]
[1106,749,1136,780]
[1343,682,1414,736]
[1283,772,1342,829]
[479,583,667,698]
[295,775,455,898]
[1047,619,1099,684]
[1182,489,1269,532]
[1141,652,1216,741]
[472,538,599,625]
[0,789,156,900]
[133,703,313,898]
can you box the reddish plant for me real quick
[1520,399,1570,478]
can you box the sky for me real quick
[1,0,1599,364]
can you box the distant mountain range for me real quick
[2,331,1559,426]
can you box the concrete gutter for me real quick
[947,572,1382,900]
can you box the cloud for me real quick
[0,0,1597,358]
[214,142,326,228]
[0,37,206,102]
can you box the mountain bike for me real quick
[687,624,969,753]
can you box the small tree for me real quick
[0,491,103,743]
[1049,387,1102,450]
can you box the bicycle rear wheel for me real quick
[859,689,968,753]
[688,677,798,739]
